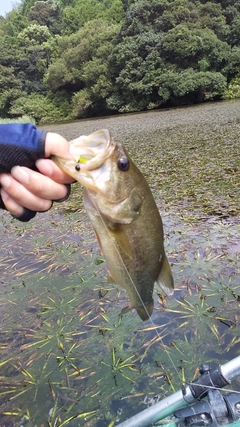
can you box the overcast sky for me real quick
[0,0,16,16]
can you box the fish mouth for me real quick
[70,129,114,171]
[53,129,115,188]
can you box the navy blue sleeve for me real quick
[0,123,47,173]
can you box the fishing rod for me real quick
[116,355,240,427]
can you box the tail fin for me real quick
[136,299,154,321]
[120,298,154,321]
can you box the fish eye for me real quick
[117,157,130,172]
[75,164,81,171]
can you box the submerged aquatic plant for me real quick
[102,347,139,386]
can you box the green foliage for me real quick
[61,0,124,35]
[62,3,104,35]
[45,19,118,117]
[0,64,23,116]
[223,76,240,99]
[0,115,36,124]
[71,88,93,118]
[49,90,73,120]
[27,0,63,34]
[158,69,227,102]
[0,0,240,121]
[13,25,54,95]
[107,0,240,113]
[108,30,164,111]
[17,23,52,45]
[119,0,200,37]
[198,2,229,40]
[0,9,28,37]
[161,25,230,71]
[9,93,64,124]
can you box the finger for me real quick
[35,158,75,184]
[0,173,53,212]
[44,132,73,159]
[1,188,25,217]
[11,166,70,201]
[1,189,37,222]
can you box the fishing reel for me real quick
[174,388,240,427]
[116,357,240,427]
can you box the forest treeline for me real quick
[0,0,240,123]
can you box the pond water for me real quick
[0,100,240,426]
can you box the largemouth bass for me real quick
[53,129,174,321]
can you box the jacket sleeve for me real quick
[0,123,47,173]
[0,123,47,211]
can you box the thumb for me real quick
[44,132,72,159]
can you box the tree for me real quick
[20,0,41,15]
[228,16,240,46]
[9,93,64,123]
[157,69,227,103]
[119,0,199,37]
[107,0,235,113]
[61,0,124,35]
[107,31,164,112]
[198,2,229,41]
[17,23,51,45]
[1,0,240,121]
[28,0,63,34]
[0,9,28,37]
[161,25,230,71]
[0,65,23,116]
[45,19,119,117]
[15,24,53,93]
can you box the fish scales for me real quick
[53,129,174,321]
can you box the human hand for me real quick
[0,132,75,220]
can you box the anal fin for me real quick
[157,254,174,296]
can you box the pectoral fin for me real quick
[157,255,174,296]
[111,228,133,259]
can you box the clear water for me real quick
[0,100,240,426]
